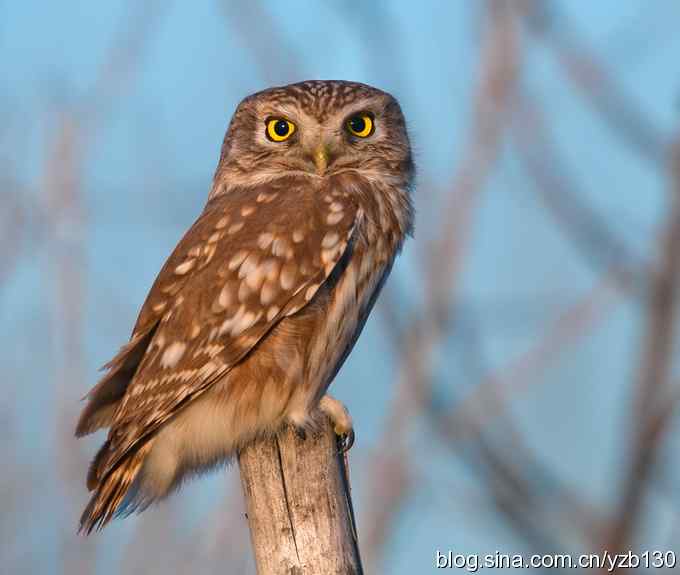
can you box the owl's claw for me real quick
[318,394,355,453]
[337,428,355,453]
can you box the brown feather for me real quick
[86,439,111,491]
[75,325,157,437]
[79,441,152,534]
[98,181,359,481]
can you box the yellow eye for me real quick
[266,118,296,142]
[346,113,374,138]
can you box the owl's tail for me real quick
[79,441,153,535]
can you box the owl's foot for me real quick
[319,394,354,453]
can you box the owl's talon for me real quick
[338,428,355,453]
[319,394,355,452]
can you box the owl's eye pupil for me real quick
[346,113,374,138]
[266,118,295,141]
[274,120,290,137]
[349,116,366,134]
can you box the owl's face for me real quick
[215,80,414,190]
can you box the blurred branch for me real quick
[194,476,254,573]
[40,5,163,574]
[605,133,680,569]
[436,410,597,566]
[429,1,520,312]
[43,107,96,575]
[332,1,405,93]
[83,1,162,129]
[521,0,669,167]
[421,278,620,555]
[0,179,28,289]
[369,2,653,559]
[220,0,304,85]
[444,272,620,443]
[121,501,186,575]
[364,2,522,568]
[512,96,647,296]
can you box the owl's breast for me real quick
[302,233,397,399]
[238,175,412,418]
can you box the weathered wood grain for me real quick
[238,417,363,575]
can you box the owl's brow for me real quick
[256,98,390,128]
[258,105,300,120]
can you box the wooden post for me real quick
[238,417,363,575]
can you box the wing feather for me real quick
[99,178,359,477]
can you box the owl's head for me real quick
[213,80,414,192]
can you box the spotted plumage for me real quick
[76,80,414,533]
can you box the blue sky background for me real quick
[2,1,680,573]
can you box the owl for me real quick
[76,80,414,533]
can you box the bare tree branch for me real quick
[512,96,647,295]
[521,0,669,166]
[446,272,621,441]
[40,5,164,573]
[220,0,305,85]
[605,132,680,570]
[363,3,522,568]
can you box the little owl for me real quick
[76,80,414,533]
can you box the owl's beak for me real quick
[312,144,329,175]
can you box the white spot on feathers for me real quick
[244,263,266,291]
[238,281,251,302]
[160,342,186,368]
[260,280,278,305]
[175,259,195,275]
[216,284,232,310]
[215,216,230,229]
[326,212,344,225]
[271,237,292,259]
[262,258,280,281]
[228,221,244,234]
[305,284,320,301]
[266,306,280,321]
[238,253,260,279]
[256,191,278,203]
[258,232,274,250]
[279,262,297,290]
[231,310,259,335]
[322,232,339,248]
[228,250,248,271]
[218,306,260,336]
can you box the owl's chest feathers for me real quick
[302,199,407,394]
[227,178,411,421]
